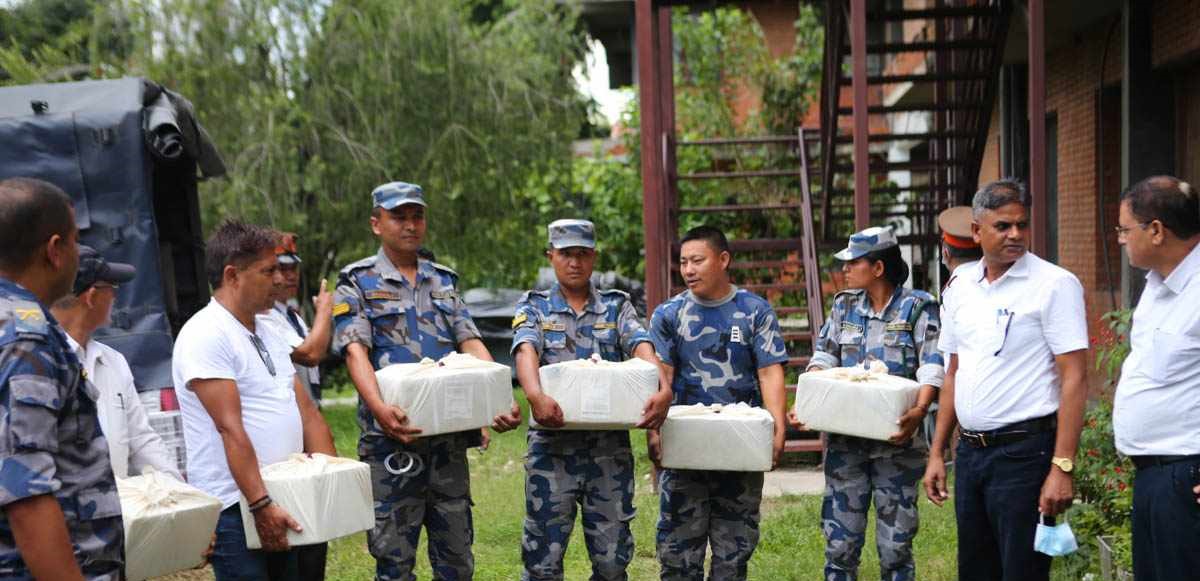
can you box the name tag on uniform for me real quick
[430,290,456,300]
[593,322,617,330]
[885,322,913,332]
[841,322,864,333]
[730,326,744,344]
[542,322,566,332]
[364,290,399,301]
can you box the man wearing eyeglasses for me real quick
[331,181,522,581]
[923,179,1089,581]
[1112,175,1200,581]
[173,220,336,581]
[50,245,181,481]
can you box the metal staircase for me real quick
[817,0,1013,288]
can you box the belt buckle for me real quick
[963,432,988,448]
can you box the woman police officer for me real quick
[788,226,944,581]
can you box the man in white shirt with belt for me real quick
[51,245,182,480]
[1112,175,1200,581]
[174,220,336,581]
[923,179,1089,581]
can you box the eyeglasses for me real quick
[1114,222,1151,237]
[248,333,276,376]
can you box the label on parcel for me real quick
[792,363,921,441]
[376,352,514,436]
[533,355,659,430]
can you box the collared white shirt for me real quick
[257,302,320,389]
[939,252,1089,431]
[173,299,302,508]
[65,334,182,480]
[1114,241,1200,456]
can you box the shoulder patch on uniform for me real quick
[511,313,528,329]
[598,288,630,298]
[340,255,377,274]
[364,290,399,301]
[430,290,457,300]
[430,261,459,278]
[593,321,617,330]
[12,301,48,337]
[885,321,913,332]
[542,322,566,332]
[332,303,351,317]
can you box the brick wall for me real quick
[1153,0,1200,68]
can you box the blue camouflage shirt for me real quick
[331,250,482,446]
[0,278,123,579]
[808,287,944,386]
[649,288,789,406]
[808,286,944,452]
[511,284,650,455]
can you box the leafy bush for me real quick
[1059,307,1135,576]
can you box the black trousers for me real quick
[953,430,1054,581]
[1132,456,1200,581]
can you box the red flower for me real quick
[1088,449,1100,458]
[1114,466,1123,474]
[1118,482,1127,492]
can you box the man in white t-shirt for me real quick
[923,179,1089,581]
[51,245,181,480]
[174,221,336,581]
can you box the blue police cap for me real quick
[833,226,898,261]
[548,219,595,249]
[372,182,426,210]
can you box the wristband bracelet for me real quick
[248,495,273,513]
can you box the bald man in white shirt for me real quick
[1113,175,1200,581]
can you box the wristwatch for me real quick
[1051,456,1074,474]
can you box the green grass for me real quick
[319,394,1002,581]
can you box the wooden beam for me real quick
[850,0,870,231]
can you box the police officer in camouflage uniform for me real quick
[332,182,522,581]
[0,177,124,580]
[512,219,671,581]
[648,226,789,581]
[792,226,943,581]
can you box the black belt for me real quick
[960,414,1057,448]
[1131,454,1200,470]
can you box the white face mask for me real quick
[1034,513,1079,557]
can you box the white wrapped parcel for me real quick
[118,470,222,581]
[659,403,774,471]
[241,454,374,549]
[792,362,921,441]
[533,355,659,429]
[376,353,513,437]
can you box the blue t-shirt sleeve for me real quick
[752,304,790,369]
[649,304,677,368]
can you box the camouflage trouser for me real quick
[361,432,474,581]
[822,436,926,581]
[656,469,764,581]
[521,435,636,581]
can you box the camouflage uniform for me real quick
[332,250,482,581]
[649,288,788,581]
[512,283,650,581]
[0,277,124,580]
[809,286,943,581]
